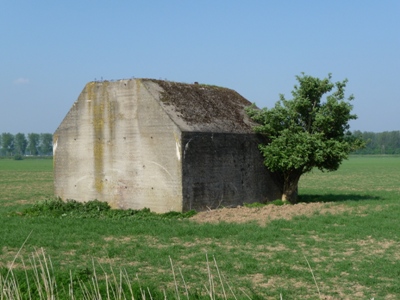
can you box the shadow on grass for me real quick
[298,193,383,203]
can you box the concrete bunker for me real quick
[54,79,282,212]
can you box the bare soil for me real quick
[190,202,352,226]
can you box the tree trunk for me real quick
[281,173,301,204]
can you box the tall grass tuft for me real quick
[1,248,248,300]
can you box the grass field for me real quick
[0,156,399,299]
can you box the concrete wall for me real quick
[54,80,183,212]
[55,78,283,213]
[181,132,282,211]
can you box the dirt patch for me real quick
[190,202,353,226]
[103,236,133,243]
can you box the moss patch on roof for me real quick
[144,79,254,133]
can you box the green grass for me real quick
[0,158,53,213]
[1,156,400,299]
[300,155,400,195]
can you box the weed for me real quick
[13,154,23,160]
[1,247,256,299]
[268,199,287,206]
[243,202,265,208]
[14,198,197,220]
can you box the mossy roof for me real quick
[142,79,257,133]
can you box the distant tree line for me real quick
[352,130,400,154]
[0,132,53,157]
[1,131,399,157]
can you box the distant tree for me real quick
[352,131,400,154]
[364,131,379,154]
[246,73,364,204]
[1,133,15,156]
[390,131,400,154]
[14,133,28,155]
[39,133,53,155]
[27,133,40,155]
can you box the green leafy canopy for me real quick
[246,73,364,175]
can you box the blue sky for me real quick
[1,1,399,134]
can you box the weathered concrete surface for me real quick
[54,80,183,212]
[181,132,282,211]
[54,79,282,212]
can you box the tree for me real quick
[1,133,15,156]
[27,133,40,155]
[246,73,364,204]
[351,131,400,154]
[14,133,28,155]
[39,133,53,155]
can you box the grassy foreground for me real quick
[0,156,400,299]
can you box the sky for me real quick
[1,1,399,134]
